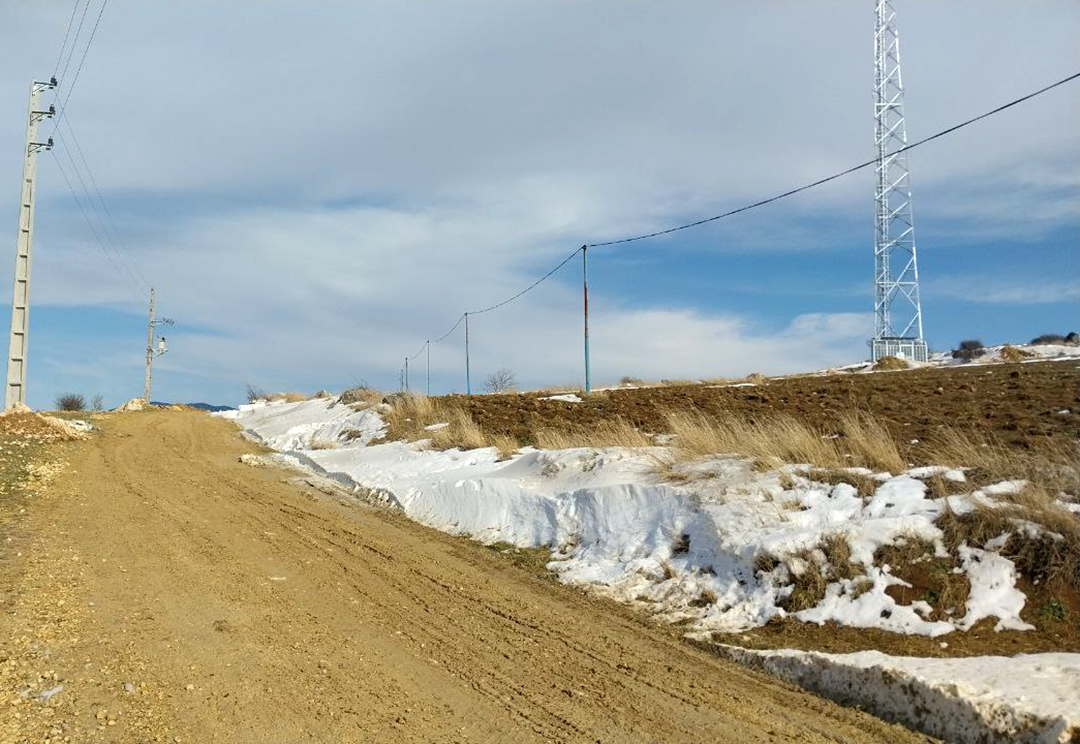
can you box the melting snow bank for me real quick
[218,397,1080,740]
[219,398,1041,636]
[718,646,1080,743]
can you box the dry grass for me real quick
[533,418,653,450]
[999,345,1034,362]
[339,386,382,408]
[837,410,907,473]
[264,391,310,403]
[429,407,488,451]
[929,427,1079,496]
[308,439,339,451]
[875,535,970,620]
[940,490,1080,590]
[779,549,830,612]
[664,410,843,469]
[382,393,440,441]
[490,433,521,460]
[871,355,909,371]
[381,393,521,457]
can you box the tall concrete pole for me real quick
[144,287,155,401]
[5,78,56,410]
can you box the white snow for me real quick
[722,646,1080,743]
[540,393,583,403]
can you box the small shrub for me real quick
[619,376,645,387]
[55,392,85,411]
[1037,599,1068,623]
[483,367,517,394]
[1030,333,1067,345]
[952,339,984,362]
[245,383,267,403]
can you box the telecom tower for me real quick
[871,0,927,362]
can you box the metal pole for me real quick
[425,340,430,397]
[582,245,591,396]
[405,356,409,392]
[464,313,471,396]
[5,78,56,410]
[144,287,155,401]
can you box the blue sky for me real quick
[1,1,1077,408]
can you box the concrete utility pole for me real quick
[5,78,56,410]
[143,287,173,402]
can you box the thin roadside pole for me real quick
[425,341,431,397]
[464,313,471,396]
[582,244,591,396]
[405,356,409,392]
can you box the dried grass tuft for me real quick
[532,418,652,450]
[664,410,843,469]
[837,410,906,473]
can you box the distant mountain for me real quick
[151,401,235,412]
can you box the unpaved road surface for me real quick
[1,410,931,743]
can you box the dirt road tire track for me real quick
[1,411,933,743]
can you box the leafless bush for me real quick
[91,394,104,411]
[483,367,517,394]
[55,392,85,411]
[245,383,267,403]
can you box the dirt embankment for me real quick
[0,410,930,743]
[456,360,1079,458]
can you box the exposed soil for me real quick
[0,410,930,743]
[455,360,1080,460]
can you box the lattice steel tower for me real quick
[871,0,927,362]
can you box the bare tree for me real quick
[91,394,104,411]
[483,367,517,394]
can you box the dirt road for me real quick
[1,410,930,743]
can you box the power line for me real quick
[53,0,84,81]
[53,131,146,295]
[58,116,151,287]
[467,245,583,316]
[408,340,427,361]
[433,314,465,344]
[55,0,90,88]
[591,69,1080,247]
[51,154,146,305]
[52,0,110,132]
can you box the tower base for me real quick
[870,337,928,363]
